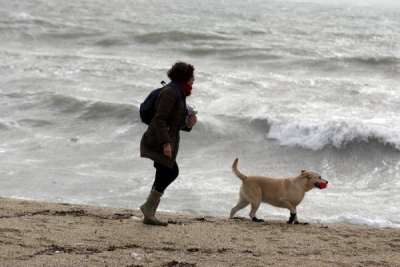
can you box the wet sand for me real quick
[1,197,399,267]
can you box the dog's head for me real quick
[300,170,329,191]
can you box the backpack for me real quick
[139,81,181,125]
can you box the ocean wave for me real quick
[41,31,101,42]
[1,11,100,41]
[200,113,400,151]
[77,100,137,122]
[0,121,10,131]
[134,30,235,44]
[248,115,400,151]
[346,55,400,66]
[295,55,400,72]
[273,122,399,151]
[188,46,400,69]
[17,119,54,128]
[47,94,138,123]
[184,46,282,61]
[93,36,130,47]
[4,91,139,123]
[1,12,61,29]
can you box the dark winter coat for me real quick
[140,85,191,168]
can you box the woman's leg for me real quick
[140,161,179,226]
[152,161,179,193]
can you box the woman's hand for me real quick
[187,115,197,128]
[163,143,172,158]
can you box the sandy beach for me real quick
[0,197,399,267]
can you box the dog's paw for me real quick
[252,217,265,222]
[287,212,297,224]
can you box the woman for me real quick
[140,61,197,226]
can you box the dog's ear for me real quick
[300,170,312,179]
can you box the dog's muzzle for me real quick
[315,181,328,189]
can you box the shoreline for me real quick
[1,197,399,267]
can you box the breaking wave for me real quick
[248,115,400,151]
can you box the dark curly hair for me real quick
[167,61,195,83]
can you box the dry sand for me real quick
[0,197,399,267]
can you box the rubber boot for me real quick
[140,189,168,226]
[143,198,160,225]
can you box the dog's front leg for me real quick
[287,212,299,224]
[280,200,299,224]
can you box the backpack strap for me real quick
[161,81,181,109]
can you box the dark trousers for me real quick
[152,161,179,193]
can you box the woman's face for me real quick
[187,75,195,86]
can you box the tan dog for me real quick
[230,158,328,224]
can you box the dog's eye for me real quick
[319,176,321,179]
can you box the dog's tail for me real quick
[232,158,248,182]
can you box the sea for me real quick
[1,0,399,228]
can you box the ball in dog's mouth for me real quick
[315,181,327,189]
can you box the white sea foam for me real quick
[319,214,400,228]
[263,117,400,150]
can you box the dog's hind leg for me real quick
[249,201,264,222]
[230,196,249,219]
